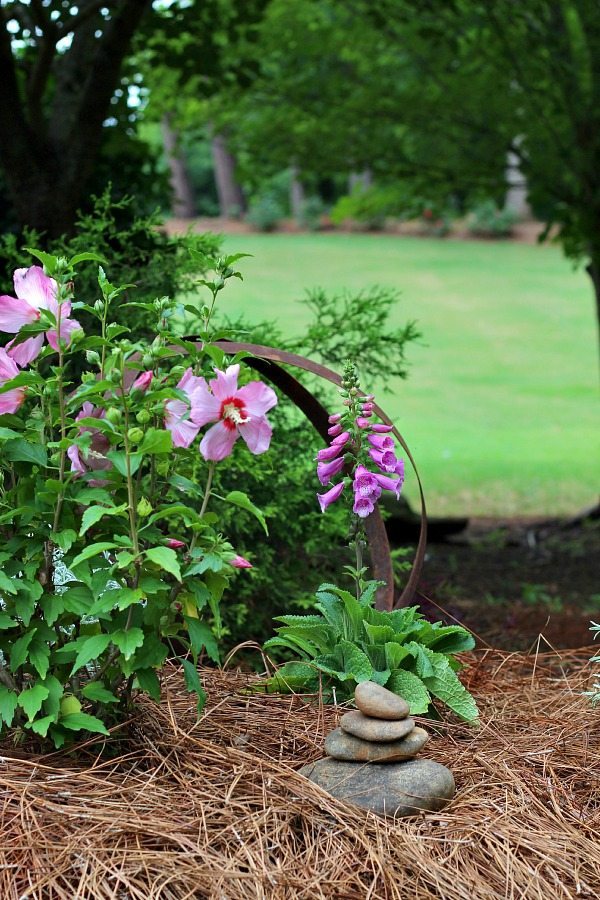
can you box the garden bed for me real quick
[1,649,599,899]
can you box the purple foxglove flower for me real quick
[370,423,394,433]
[317,481,345,513]
[369,448,398,472]
[331,431,350,446]
[361,402,374,413]
[327,423,342,436]
[368,433,395,452]
[328,412,342,424]
[317,456,345,485]
[356,417,371,429]
[395,458,405,484]
[316,443,344,461]
[353,495,375,518]
[353,464,382,499]
[374,472,403,499]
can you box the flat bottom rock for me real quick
[299,757,455,818]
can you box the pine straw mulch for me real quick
[1,647,599,900]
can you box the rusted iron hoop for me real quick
[209,340,428,611]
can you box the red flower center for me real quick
[219,396,249,431]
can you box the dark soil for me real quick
[408,515,599,650]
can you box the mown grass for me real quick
[216,232,597,516]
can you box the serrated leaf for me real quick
[60,712,110,735]
[52,529,78,552]
[420,648,479,722]
[139,428,172,455]
[0,612,16,629]
[70,633,112,675]
[144,546,181,581]
[9,629,36,671]
[181,659,207,715]
[315,641,373,683]
[223,490,268,535]
[3,438,47,466]
[135,668,161,701]
[41,674,63,720]
[185,618,220,664]
[70,251,106,266]
[18,684,50,722]
[79,503,128,536]
[82,683,119,704]
[386,669,431,714]
[71,542,118,568]
[384,642,411,670]
[0,571,18,595]
[259,661,319,694]
[425,626,476,654]
[41,594,65,626]
[29,641,50,679]
[111,628,144,661]
[28,715,54,736]
[0,685,19,726]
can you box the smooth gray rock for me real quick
[354,681,410,720]
[299,757,455,818]
[325,726,429,763]
[340,710,415,742]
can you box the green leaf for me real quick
[139,428,172,455]
[3,438,47,466]
[144,546,181,582]
[82,683,119,704]
[28,715,54,737]
[0,571,18,595]
[111,628,144,661]
[52,529,78,552]
[0,685,19,726]
[70,633,112,675]
[181,659,207,715]
[70,251,106,267]
[363,623,397,645]
[71,542,119,569]
[18,684,50,722]
[60,712,110,736]
[315,641,373,683]
[420,649,479,722]
[384,642,411,670]
[9,629,36,671]
[0,426,21,439]
[29,641,50,680]
[79,503,128,536]
[260,661,319,694]
[185,618,220,664]
[223,490,269,535]
[62,583,94,615]
[41,674,64,720]
[107,450,143,477]
[136,668,161,701]
[24,247,58,272]
[0,612,16,629]
[41,594,65,626]
[425,626,476,654]
[386,669,431,715]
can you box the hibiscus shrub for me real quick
[0,249,275,747]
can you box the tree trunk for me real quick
[161,115,196,219]
[210,133,245,217]
[289,165,305,221]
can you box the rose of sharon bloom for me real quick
[193,364,277,462]
[0,266,81,366]
[164,367,207,448]
[131,371,153,393]
[0,348,26,414]
[231,554,253,569]
[67,402,111,476]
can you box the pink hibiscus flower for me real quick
[0,347,26,414]
[194,364,277,461]
[164,367,207,449]
[67,402,111,476]
[0,266,81,366]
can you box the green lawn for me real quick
[217,233,598,517]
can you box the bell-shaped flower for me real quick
[369,447,398,472]
[193,364,277,462]
[317,480,345,513]
[368,433,395,452]
[353,495,376,518]
[317,455,345,485]
[370,423,394,434]
[0,266,81,366]
[0,348,25,414]
[353,465,382,500]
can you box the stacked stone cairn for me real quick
[300,681,456,818]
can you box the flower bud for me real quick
[94,299,105,313]
[81,371,96,384]
[136,497,152,517]
[109,369,122,384]
[136,409,151,425]
[142,353,153,368]
[127,427,144,444]
[105,407,122,425]
[85,350,101,366]
[49,451,61,465]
